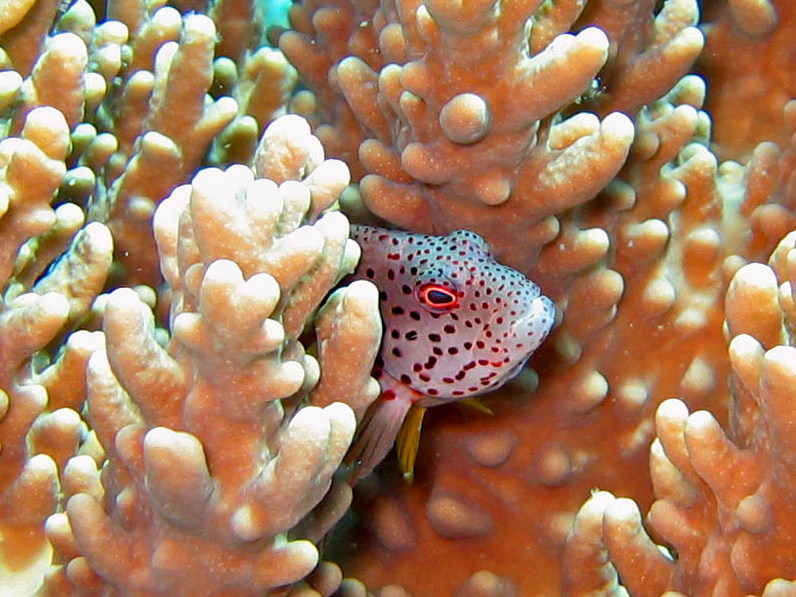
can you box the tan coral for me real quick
[0,223,111,595]
[0,0,299,287]
[726,100,796,263]
[0,0,37,36]
[3,0,796,596]
[0,0,61,75]
[14,31,92,131]
[0,104,112,596]
[582,0,705,114]
[561,232,796,596]
[0,106,69,284]
[279,0,704,271]
[44,116,382,596]
[0,8,335,594]
[104,11,239,284]
[701,0,793,161]
[332,45,741,597]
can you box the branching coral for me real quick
[279,0,703,270]
[562,232,796,596]
[333,69,741,596]
[1,0,299,286]
[701,0,792,161]
[42,116,381,596]
[270,0,796,595]
[0,104,112,597]
[0,0,795,595]
[1,1,379,594]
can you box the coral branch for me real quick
[48,116,380,595]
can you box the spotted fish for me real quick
[345,225,555,482]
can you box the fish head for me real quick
[354,226,555,403]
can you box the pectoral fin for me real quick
[396,405,427,481]
[460,397,494,415]
[346,393,412,484]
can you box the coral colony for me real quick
[0,0,795,596]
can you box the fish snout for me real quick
[512,295,555,352]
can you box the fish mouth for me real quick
[511,296,555,350]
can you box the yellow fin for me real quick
[460,397,494,415]
[396,405,426,481]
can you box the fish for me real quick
[345,225,555,483]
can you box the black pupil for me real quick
[427,289,453,305]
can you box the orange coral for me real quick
[0,104,112,594]
[43,116,381,596]
[562,232,796,596]
[0,1,299,287]
[273,0,796,595]
[334,74,739,596]
[279,0,705,271]
[701,0,793,162]
[0,0,796,595]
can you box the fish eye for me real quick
[417,283,458,310]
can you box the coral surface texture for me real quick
[1,0,795,596]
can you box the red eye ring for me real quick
[417,283,458,310]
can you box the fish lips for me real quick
[510,295,555,355]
